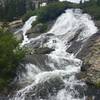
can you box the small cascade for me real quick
[21,16,37,46]
[11,9,97,100]
[48,9,97,42]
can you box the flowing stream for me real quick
[11,9,97,100]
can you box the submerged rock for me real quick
[25,76,65,99]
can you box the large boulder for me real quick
[26,23,47,36]
[26,20,55,38]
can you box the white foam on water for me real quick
[11,9,97,100]
[48,9,97,42]
[21,16,37,46]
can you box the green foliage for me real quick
[22,10,36,22]
[36,2,79,23]
[36,2,67,23]
[0,28,25,90]
[40,23,48,33]
[0,0,34,21]
[22,2,79,22]
[82,0,100,20]
[22,2,79,34]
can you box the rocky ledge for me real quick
[77,32,100,88]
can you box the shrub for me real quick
[22,10,36,22]
[36,2,79,23]
[23,2,79,22]
[81,0,100,20]
[0,28,25,90]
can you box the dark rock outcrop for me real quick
[27,20,55,39]
[25,76,64,100]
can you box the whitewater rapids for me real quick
[11,9,97,100]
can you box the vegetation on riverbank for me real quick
[0,0,100,22]
[22,0,100,23]
[0,27,25,91]
[0,0,34,21]
[77,33,100,88]
[22,1,79,22]
[81,0,100,20]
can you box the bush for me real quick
[36,2,67,23]
[36,2,79,23]
[0,28,25,90]
[83,5,100,20]
[81,0,100,20]
[22,10,36,22]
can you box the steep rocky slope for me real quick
[77,21,100,88]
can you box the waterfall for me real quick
[21,16,37,46]
[11,9,97,100]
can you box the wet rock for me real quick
[77,33,100,88]
[25,76,65,99]
[32,23,46,33]
[26,23,47,35]
[25,47,54,55]
[8,20,23,33]
[9,20,23,29]
[27,20,55,39]
[23,54,52,71]
[34,47,54,54]
[95,20,100,30]
[25,33,53,49]
[14,30,23,41]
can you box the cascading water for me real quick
[20,16,37,46]
[11,9,97,100]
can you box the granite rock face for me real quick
[77,33,100,87]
